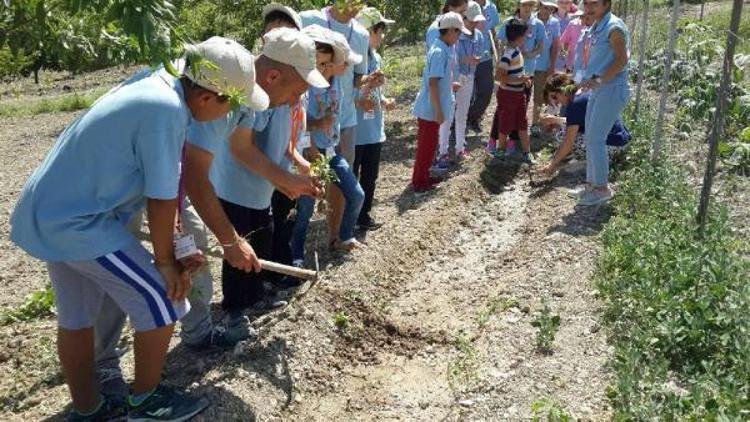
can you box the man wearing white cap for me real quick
[10,36,267,421]
[183,27,328,322]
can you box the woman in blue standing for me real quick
[575,0,630,206]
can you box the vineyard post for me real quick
[697,0,744,236]
[633,0,649,116]
[650,0,681,162]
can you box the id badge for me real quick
[174,233,199,260]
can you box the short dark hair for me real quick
[372,22,387,34]
[315,41,334,56]
[264,10,298,29]
[442,0,468,13]
[505,18,528,43]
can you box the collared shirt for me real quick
[498,15,546,74]
[480,1,501,63]
[413,39,456,122]
[535,15,561,72]
[11,68,192,261]
[300,8,369,129]
[458,30,485,75]
[584,11,630,84]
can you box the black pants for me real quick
[219,198,271,312]
[467,60,495,127]
[352,143,382,222]
[271,189,295,268]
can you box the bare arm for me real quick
[147,197,191,301]
[549,125,580,168]
[601,30,628,83]
[429,77,444,123]
[549,36,560,73]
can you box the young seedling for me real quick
[334,311,350,331]
[310,155,339,186]
[531,299,561,355]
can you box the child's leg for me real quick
[132,324,174,394]
[438,114,453,157]
[326,182,345,244]
[518,130,531,153]
[455,75,475,153]
[489,89,502,144]
[58,327,98,412]
[330,154,365,241]
[497,133,509,150]
[412,119,441,190]
[357,143,382,223]
[290,195,315,262]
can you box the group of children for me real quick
[10,2,397,420]
[411,0,629,204]
[8,0,632,419]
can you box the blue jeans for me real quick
[291,154,364,261]
[584,82,630,186]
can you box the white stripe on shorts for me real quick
[104,252,174,326]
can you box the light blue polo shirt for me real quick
[458,30,485,75]
[498,15,546,74]
[355,50,386,146]
[535,15,561,72]
[426,17,460,83]
[413,39,455,122]
[11,70,192,261]
[584,12,630,85]
[307,77,342,150]
[300,8,369,129]
[480,1,501,63]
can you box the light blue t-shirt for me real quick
[573,27,591,82]
[426,17,460,83]
[584,12,630,85]
[480,1,501,63]
[458,30,485,75]
[413,39,455,122]
[498,16,546,74]
[214,106,291,209]
[307,77,342,150]
[11,71,192,261]
[535,15,561,71]
[300,8,369,129]
[355,50,386,146]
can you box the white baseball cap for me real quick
[519,0,538,4]
[356,7,395,29]
[438,11,472,35]
[302,24,363,66]
[262,3,303,30]
[540,0,559,8]
[465,1,487,22]
[183,36,269,111]
[262,27,330,88]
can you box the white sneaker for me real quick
[566,185,590,199]
[578,189,614,206]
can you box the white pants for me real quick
[439,75,474,156]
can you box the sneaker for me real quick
[186,323,256,351]
[357,215,383,231]
[128,384,209,422]
[292,259,304,268]
[578,188,614,206]
[334,238,366,252]
[506,140,517,155]
[66,397,127,422]
[521,152,535,165]
[436,154,451,170]
[493,149,506,159]
[566,185,590,199]
[485,140,497,155]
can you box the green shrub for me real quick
[596,138,750,419]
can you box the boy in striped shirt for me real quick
[493,18,533,163]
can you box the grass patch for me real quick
[595,129,750,418]
[1,286,55,325]
[477,296,518,330]
[447,335,480,390]
[0,89,106,118]
[531,398,575,421]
